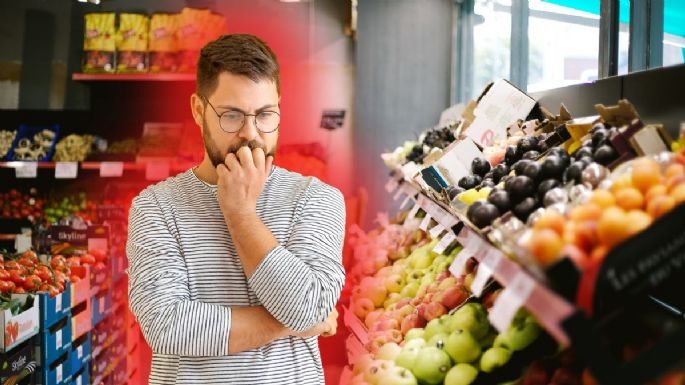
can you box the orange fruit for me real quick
[533,211,565,236]
[590,189,616,208]
[529,228,564,266]
[671,183,685,205]
[646,195,676,218]
[666,175,685,192]
[591,245,609,262]
[573,220,599,252]
[665,163,685,179]
[631,158,662,192]
[645,184,668,201]
[611,174,633,194]
[570,203,603,222]
[625,210,652,235]
[597,207,631,248]
[614,187,645,211]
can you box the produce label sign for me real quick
[51,226,88,246]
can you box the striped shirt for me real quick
[126,166,346,385]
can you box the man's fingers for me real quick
[216,163,229,176]
[265,155,274,174]
[253,147,266,172]
[236,146,255,168]
[225,153,240,172]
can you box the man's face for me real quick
[198,72,280,168]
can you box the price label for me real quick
[419,214,432,231]
[77,375,82,385]
[55,293,62,312]
[78,345,83,359]
[399,195,413,210]
[56,329,63,348]
[145,161,170,181]
[449,251,472,277]
[404,203,421,224]
[55,162,78,179]
[15,162,37,178]
[471,249,502,296]
[429,223,446,239]
[433,232,456,254]
[56,364,63,382]
[14,234,31,253]
[489,272,536,332]
[385,178,400,193]
[100,161,124,177]
[393,187,404,201]
[99,297,105,314]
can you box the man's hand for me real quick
[216,147,274,223]
[293,308,339,338]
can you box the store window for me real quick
[472,0,512,98]
[617,0,630,75]
[526,0,600,93]
[664,0,685,68]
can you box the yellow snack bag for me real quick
[149,13,177,52]
[117,13,149,51]
[84,13,116,52]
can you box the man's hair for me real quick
[196,34,280,97]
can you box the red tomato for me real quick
[4,261,19,271]
[80,254,96,265]
[69,275,81,283]
[70,265,87,279]
[23,274,41,291]
[12,286,25,294]
[48,285,60,297]
[9,271,25,286]
[38,283,50,292]
[18,257,36,268]
[50,255,67,270]
[34,265,51,282]
[66,256,81,267]
[0,281,12,293]
[4,281,15,293]
[94,262,106,271]
[54,271,67,287]
[0,269,9,280]
[21,250,37,261]
[90,250,107,263]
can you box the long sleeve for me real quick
[248,182,346,332]
[126,194,231,357]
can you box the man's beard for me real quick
[203,118,276,168]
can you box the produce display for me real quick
[0,190,96,225]
[9,128,57,161]
[0,130,17,160]
[53,134,95,162]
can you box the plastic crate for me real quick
[7,124,59,162]
[36,349,71,385]
[69,332,91,379]
[90,289,111,327]
[70,364,89,385]
[70,299,91,342]
[39,283,72,329]
[37,314,72,367]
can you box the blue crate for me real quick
[38,314,72,367]
[90,289,111,327]
[70,364,89,385]
[37,350,71,385]
[69,333,91,378]
[39,282,72,329]
[7,124,59,161]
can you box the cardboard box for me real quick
[71,299,91,342]
[0,339,36,384]
[0,294,40,353]
[69,333,91,378]
[422,137,485,188]
[39,283,72,329]
[38,315,72,367]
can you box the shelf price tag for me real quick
[471,248,502,296]
[100,162,124,177]
[404,203,421,229]
[56,329,63,348]
[14,234,31,253]
[14,162,37,178]
[429,223,446,239]
[145,161,170,181]
[56,364,63,383]
[449,250,472,277]
[433,231,456,254]
[489,272,536,332]
[385,178,400,193]
[55,162,78,179]
[419,214,432,231]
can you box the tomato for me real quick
[4,261,19,271]
[0,281,12,293]
[70,265,87,279]
[3,281,15,292]
[21,250,37,261]
[80,254,96,265]
[66,256,81,267]
[54,271,67,287]
[12,286,25,294]
[0,269,9,281]
[18,257,36,268]
[9,271,25,286]
[94,262,106,271]
[48,285,60,297]
[90,250,107,263]
[69,275,81,283]
[50,255,67,271]
[38,283,50,292]
[23,274,42,291]
[34,265,51,282]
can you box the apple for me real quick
[447,303,490,339]
[411,346,452,385]
[377,266,396,278]
[395,346,421,370]
[385,274,406,294]
[374,251,390,271]
[410,249,435,270]
[400,282,420,298]
[479,347,512,373]
[428,333,449,349]
[438,276,459,291]
[423,302,448,321]
[403,338,426,350]
[435,286,469,310]
[421,273,438,288]
[433,258,449,272]
[397,304,415,320]
[354,298,376,321]
[406,270,425,283]
[444,363,479,385]
[395,298,412,309]
[401,312,427,335]
[361,278,389,308]
[365,310,384,329]
[391,264,407,277]
[377,342,403,361]
[521,360,550,385]
[445,329,481,363]
[423,318,448,341]
[374,319,400,332]
[463,273,475,291]
[364,360,394,384]
[379,366,418,385]
[495,320,541,351]
[478,331,497,349]
[403,328,425,341]
[384,293,403,309]
[352,353,375,375]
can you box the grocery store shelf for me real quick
[0,161,195,177]
[72,73,196,81]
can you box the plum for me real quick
[471,157,492,177]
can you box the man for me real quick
[127,34,346,385]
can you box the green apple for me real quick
[379,366,418,385]
[478,330,497,349]
[410,249,434,270]
[443,363,479,385]
[420,273,437,288]
[403,338,426,350]
[377,342,402,361]
[406,270,425,283]
[400,282,420,298]
[438,276,458,291]
[427,333,449,349]
[395,346,421,370]
[447,303,490,339]
[423,318,448,341]
[404,328,425,342]
[385,274,406,294]
[411,346,452,385]
[445,329,481,363]
[432,255,447,267]
[495,321,540,351]
[479,347,512,373]
[364,360,394,384]
[384,293,402,309]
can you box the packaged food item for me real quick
[83,13,116,73]
[116,13,149,73]
[0,130,17,160]
[176,8,227,72]
[53,134,94,162]
[149,13,178,72]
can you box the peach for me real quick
[590,189,616,208]
[533,211,565,236]
[597,207,631,248]
[625,210,653,235]
[614,187,645,211]
[570,203,603,222]
[665,163,685,179]
[671,183,685,205]
[529,228,564,266]
[632,158,662,192]
[611,174,634,194]
[647,195,676,218]
[645,184,668,201]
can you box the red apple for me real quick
[482,288,501,310]
[401,312,427,335]
[423,302,448,321]
[436,286,469,310]
[352,298,375,321]
[395,298,411,309]
[521,360,550,385]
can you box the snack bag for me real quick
[83,13,116,72]
[149,13,178,72]
[176,8,227,72]
[116,13,149,73]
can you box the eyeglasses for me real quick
[201,95,280,134]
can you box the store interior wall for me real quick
[0,0,355,196]
[354,0,454,228]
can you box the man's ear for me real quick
[190,93,204,129]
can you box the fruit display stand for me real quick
[343,83,685,385]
